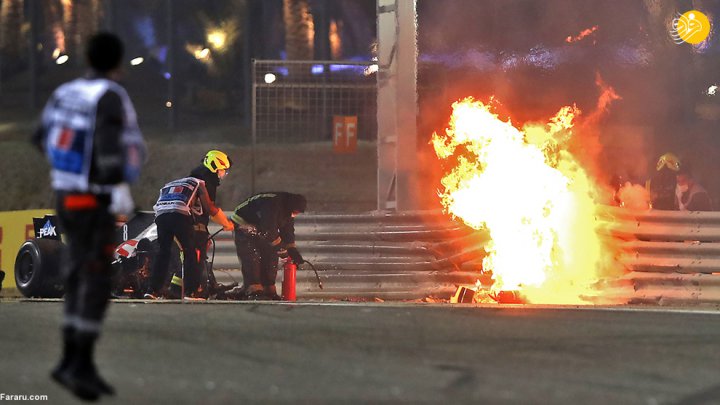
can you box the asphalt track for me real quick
[1,300,720,404]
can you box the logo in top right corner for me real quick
[670,10,711,45]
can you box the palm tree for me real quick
[0,0,24,59]
[43,0,66,57]
[67,0,101,64]
[283,0,314,61]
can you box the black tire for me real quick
[14,239,64,298]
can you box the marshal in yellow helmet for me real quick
[656,152,681,172]
[203,150,232,173]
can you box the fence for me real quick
[251,59,377,144]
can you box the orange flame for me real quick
[433,97,616,304]
[568,72,622,182]
[566,26,599,43]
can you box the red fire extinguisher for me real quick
[282,258,297,301]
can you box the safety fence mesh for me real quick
[252,59,377,144]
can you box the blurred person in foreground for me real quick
[31,32,146,400]
[229,192,307,300]
[675,165,713,211]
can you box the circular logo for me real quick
[672,10,711,45]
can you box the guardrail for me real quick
[210,211,489,300]
[604,207,720,242]
[210,208,720,303]
[7,207,720,304]
[602,206,720,305]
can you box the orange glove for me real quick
[211,209,234,231]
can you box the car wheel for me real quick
[14,239,64,298]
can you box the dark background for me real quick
[417,0,720,203]
[2,0,720,209]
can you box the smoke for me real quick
[617,182,651,210]
[417,0,720,209]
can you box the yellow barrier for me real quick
[0,209,54,293]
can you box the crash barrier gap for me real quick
[5,208,720,303]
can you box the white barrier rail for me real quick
[9,208,720,304]
[209,211,488,299]
[602,206,720,304]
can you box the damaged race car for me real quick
[13,213,234,299]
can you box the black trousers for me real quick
[192,226,224,289]
[233,230,278,287]
[148,213,199,294]
[55,193,115,335]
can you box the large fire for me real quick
[433,97,615,304]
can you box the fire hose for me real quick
[206,228,223,279]
[206,229,242,288]
[198,229,325,299]
[182,228,228,301]
[302,259,324,289]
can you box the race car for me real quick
[13,213,190,299]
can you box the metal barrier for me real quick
[8,208,714,303]
[5,207,714,303]
[211,207,720,304]
[603,206,720,305]
[210,211,488,300]
[605,207,720,242]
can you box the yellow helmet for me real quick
[203,150,232,173]
[656,153,681,172]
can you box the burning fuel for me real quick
[433,97,618,305]
[565,26,599,44]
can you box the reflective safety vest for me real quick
[153,177,205,216]
[40,78,145,192]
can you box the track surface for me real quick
[1,301,719,404]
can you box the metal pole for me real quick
[28,0,38,109]
[166,0,175,130]
[104,0,115,31]
[394,0,418,210]
[322,62,328,142]
[376,0,418,211]
[0,0,3,99]
[250,59,257,194]
[313,0,330,60]
[0,28,3,98]
[242,0,253,130]
[376,0,398,210]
